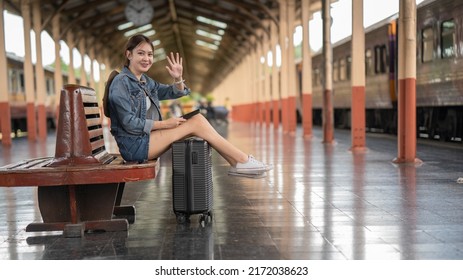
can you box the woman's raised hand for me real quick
[165,52,183,80]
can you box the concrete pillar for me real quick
[89,45,96,91]
[52,14,62,116]
[394,0,421,164]
[322,0,334,143]
[0,0,12,145]
[258,32,265,124]
[271,20,280,129]
[279,0,289,132]
[22,0,37,141]
[67,32,76,84]
[287,0,297,135]
[301,0,313,138]
[253,41,260,124]
[78,35,87,86]
[351,0,366,151]
[264,23,272,126]
[33,0,47,140]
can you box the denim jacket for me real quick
[108,66,190,161]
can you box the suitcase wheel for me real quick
[175,213,190,224]
[199,211,213,227]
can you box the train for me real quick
[304,0,463,143]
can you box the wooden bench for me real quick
[0,85,159,237]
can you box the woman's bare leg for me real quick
[147,114,248,166]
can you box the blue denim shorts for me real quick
[114,134,149,163]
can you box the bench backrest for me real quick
[49,85,114,167]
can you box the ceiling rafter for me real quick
[5,0,327,94]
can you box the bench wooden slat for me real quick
[107,156,126,165]
[90,138,106,151]
[88,127,104,139]
[84,106,100,116]
[1,157,54,170]
[81,92,97,103]
[86,117,101,127]
[93,149,110,161]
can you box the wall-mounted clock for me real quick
[125,0,154,26]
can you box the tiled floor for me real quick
[1,122,463,260]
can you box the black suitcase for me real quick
[172,137,213,225]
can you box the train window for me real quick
[441,19,455,58]
[340,58,346,80]
[422,27,434,62]
[7,69,23,95]
[313,68,320,86]
[365,49,374,76]
[374,45,387,73]
[19,73,24,92]
[346,55,351,80]
[333,60,338,82]
[46,78,54,96]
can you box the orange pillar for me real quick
[287,0,297,135]
[263,23,272,126]
[394,0,421,164]
[257,34,265,124]
[78,34,88,87]
[351,0,366,151]
[322,0,334,143]
[53,14,63,124]
[33,0,47,140]
[301,0,313,138]
[271,20,280,129]
[251,48,259,123]
[66,32,77,84]
[0,0,12,145]
[22,0,37,141]
[279,0,289,133]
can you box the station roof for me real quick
[5,0,329,94]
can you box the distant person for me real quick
[107,34,272,178]
[169,100,183,117]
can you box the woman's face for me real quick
[127,41,153,77]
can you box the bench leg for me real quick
[113,205,136,224]
[30,183,134,236]
[113,182,136,224]
[26,219,129,237]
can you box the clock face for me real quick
[125,0,154,26]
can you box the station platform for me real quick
[1,122,463,260]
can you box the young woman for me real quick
[108,34,272,178]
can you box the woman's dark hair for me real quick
[124,34,154,66]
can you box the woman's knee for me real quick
[189,113,210,127]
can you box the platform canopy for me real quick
[5,0,329,93]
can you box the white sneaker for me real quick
[235,155,272,174]
[228,166,267,178]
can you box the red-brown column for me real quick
[301,0,313,138]
[22,0,37,141]
[322,0,334,143]
[394,0,421,164]
[351,0,366,151]
[279,0,289,132]
[271,21,280,129]
[287,0,297,134]
[33,0,47,140]
[0,1,12,145]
